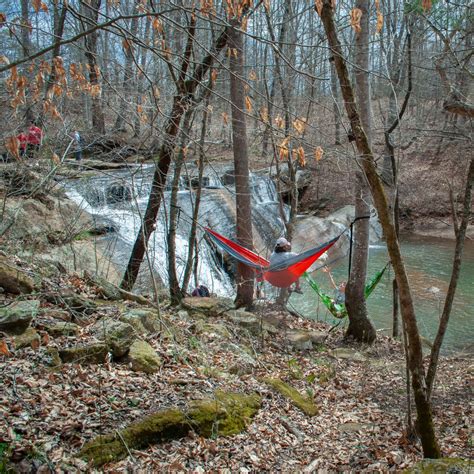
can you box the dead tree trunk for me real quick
[319,0,440,458]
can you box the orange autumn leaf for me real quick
[222,111,229,125]
[211,69,218,83]
[245,96,252,112]
[40,2,48,12]
[350,8,363,34]
[51,153,60,164]
[259,107,269,124]
[296,146,306,167]
[314,146,324,161]
[32,0,41,13]
[5,136,20,160]
[0,340,11,357]
[376,11,383,33]
[422,0,432,11]
[152,17,163,34]
[292,118,306,135]
[248,70,257,81]
[274,115,284,129]
[315,0,323,16]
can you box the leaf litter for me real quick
[0,273,472,472]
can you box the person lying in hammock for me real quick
[324,266,346,304]
[269,237,303,294]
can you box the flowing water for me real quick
[65,165,473,354]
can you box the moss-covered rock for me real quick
[79,391,261,467]
[263,377,318,416]
[0,256,35,294]
[404,458,472,473]
[58,343,108,364]
[0,300,40,335]
[91,318,135,357]
[84,273,122,301]
[181,297,234,317]
[128,340,161,374]
[224,310,261,334]
[329,348,367,362]
[284,330,313,351]
[188,391,261,437]
[120,308,160,334]
[13,327,40,349]
[190,320,231,338]
[42,321,80,337]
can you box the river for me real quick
[292,236,474,354]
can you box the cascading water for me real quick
[64,164,287,295]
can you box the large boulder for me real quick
[0,256,35,294]
[91,318,135,357]
[0,300,40,335]
[181,297,234,318]
[58,343,108,364]
[41,321,80,338]
[128,340,161,374]
[224,310,261,335]
[284,329,314,351]
[14,327,40,349]
[120,308,160,334]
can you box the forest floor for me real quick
[1,265,472,472]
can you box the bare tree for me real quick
[228,19,254,309]
[318,0,440,458]
[344,0,376,344]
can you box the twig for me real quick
[116,429,135,462]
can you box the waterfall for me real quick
[64,164,287,295]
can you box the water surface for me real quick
[292,236,474,354]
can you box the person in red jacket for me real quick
[26,121,43,156]
[17,132,29,157]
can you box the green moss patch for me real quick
[263,377,318,417]
[79,391,261,467]
[404,458,473,473]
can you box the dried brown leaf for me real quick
[350,8,363,34]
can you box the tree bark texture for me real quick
[120,24,229,291]
[319,1,440,458]
[228,21,254,309]
[344,0,376,344]
[82,0,106,134]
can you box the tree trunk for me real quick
[20,0,34,123]
[228,20,254,309]
[181,85,213,294]
[167,109,193,305]
[114,0,140,131]
[330,61,341,145]
[120,24,229,291]
[344,0,376,344]
[319,1,440,458]
[82,0,106,134]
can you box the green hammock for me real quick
[304,262,390,319]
